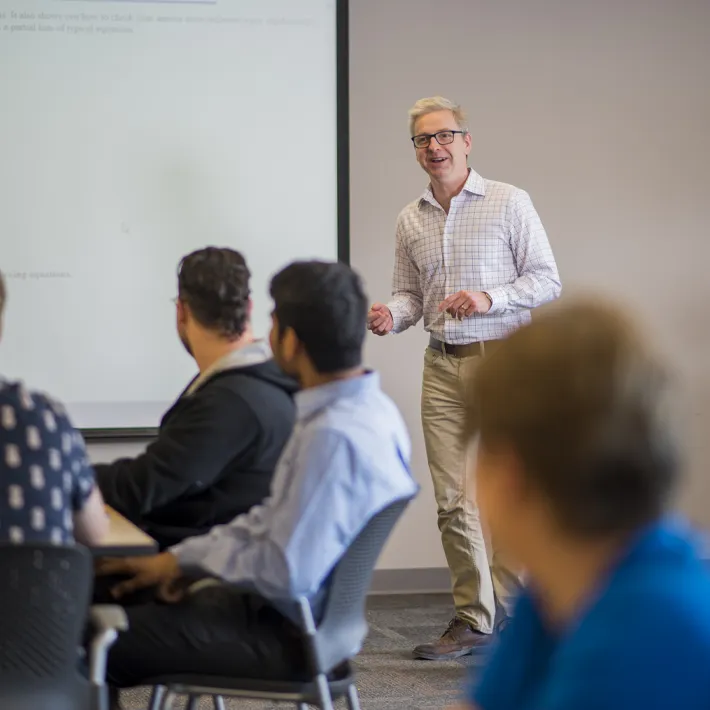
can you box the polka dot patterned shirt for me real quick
[0,379,96,545]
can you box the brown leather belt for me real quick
[428,336,499,358]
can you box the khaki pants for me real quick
[421,347,522,633]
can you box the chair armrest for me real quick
[87,604,129,685]
[90,604,129,633]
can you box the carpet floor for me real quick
[117,593,488,709]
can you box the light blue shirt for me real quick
[171,371,418,607]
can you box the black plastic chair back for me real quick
[0,543,93,710]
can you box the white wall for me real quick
[90,0,710,572]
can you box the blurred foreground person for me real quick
[453,298,710,710]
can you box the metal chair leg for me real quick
[213,696,227,710]
[148,685,167,710]
[186,695,200,710]
[346,685,362,710]
[161,690,178,710]
[314,673,334,710]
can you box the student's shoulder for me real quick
[612,523,710,621]
[197,363,297,404]
[567,548,710,690]
[611,555,710,644]
[0,379,71,429]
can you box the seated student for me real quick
[0,270,109,547]
[94,260,418,693]
[453,299,710,710]
[94,247,297,549]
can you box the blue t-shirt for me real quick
[0,379,96,545]
[469,519,710,710]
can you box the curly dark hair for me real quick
[177,247,251,339]
[270,260,367,373]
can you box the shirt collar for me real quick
[419,168,487,209]
[185,340,272,396]
[295,371,380,421]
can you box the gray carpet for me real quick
[118,593,487,709]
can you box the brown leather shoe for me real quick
[413,617,493,660]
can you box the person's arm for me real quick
[74,485,109,546]
[170,428,388,599]
[54,413,110,546]
[386,220,424,333]
[484,190,562,315]
[94,388,259,523]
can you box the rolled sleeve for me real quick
[387,221,424,333]
[486,190,561,315]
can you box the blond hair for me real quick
[408,96,469,136]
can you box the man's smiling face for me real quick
[412,109,471,182]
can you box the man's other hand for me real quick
[95,551,181,600]
[438,291,492,320]
[367,303,394,336]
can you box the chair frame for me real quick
[141,497,414,709]
[147,595,360,710]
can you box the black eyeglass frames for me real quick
[411,130,466,149]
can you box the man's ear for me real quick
[176,298,190,325]
[481,444,528,504]
[463,131,472,156]
[503,450,535,506]
[281,327,300,361]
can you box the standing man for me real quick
[368,96,561,659]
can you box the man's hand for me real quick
[367,303,394,336]
[95,551,181,600]
[438,291,492,320]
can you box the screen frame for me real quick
[82,0,350,441]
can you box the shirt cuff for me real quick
[170,534,211,570]
[484,287,508,315]
[385,301,405,334]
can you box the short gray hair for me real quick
[408,96,469,136]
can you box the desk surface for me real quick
[92,507,158,557]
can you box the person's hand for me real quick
[438,291,492,320]
[155,577,189,604]
[367,303,394,336]
[95,551,181,600]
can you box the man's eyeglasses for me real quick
[411,130,466,149]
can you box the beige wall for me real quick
[90,0,710,572]
[349,0,710,569]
